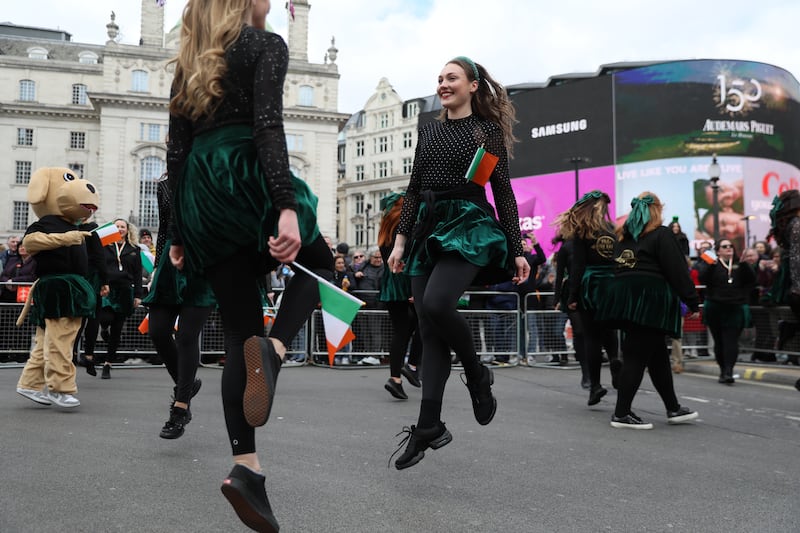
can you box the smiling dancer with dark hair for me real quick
[388,56,529,469]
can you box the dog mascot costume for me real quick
[15,167,101,408]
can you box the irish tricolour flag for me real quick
[95,222,122,246]
[464,146,499,187]
[292,262,364,366]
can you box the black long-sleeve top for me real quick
[396,115,524,258]
[167,26,296,235]
[568,225,616,306]
[23,215,90,278]
[615,226,700,312]
[696,258,756,305]
[101,241,143,298]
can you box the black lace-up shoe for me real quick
[666,406,698,425]
[392,422,453,470]
[159,406,191,439]
[462,365,496,425]
[588,385,608,406]
[384,379,408,400]
[243,336,282,427]
[221,465,280,533]
[610,412,653,429]
[400,363,421,387]
[80,355,97,377]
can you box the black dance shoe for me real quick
[221,465,280,533]
[462,365,497,425]
[384,379,408,400]
[159,406,191,439]
[243,337,282,427]
[392,422,453,470]
[80,355,97,377]
[588,385,608,406]
[101,364,111,379]
[400,363,421,387]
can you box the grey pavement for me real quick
[1,360,798,533]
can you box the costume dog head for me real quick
[27,167,100,224]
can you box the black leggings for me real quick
[206,236,332,456]
[706,322,741,374]
[579,310,619,388]
[411,254,481,428]
[614,327,680,418]
[385,300,421,379]
[148,304,213,403]
[83,306,126,364]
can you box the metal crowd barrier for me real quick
[2,285,797,368]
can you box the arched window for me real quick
[78,51,98,64]
[72,84,88,105]
[139,156,165,228]
[27,47,48,60]
[131,70,149,92]
[298,85,314,107]
[19,80,35,101]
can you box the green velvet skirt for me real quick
[579,264,615,312]
[102,285,135,317]
[379,263,411,303]
[30,274,96,327]
[594,272,683,338]
[702,299,752,329]
[142,239,215,308]
[405,199,511,284]
[174,125,321,274]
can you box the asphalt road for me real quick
[1,362,798,532]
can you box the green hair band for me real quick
[453,56,479,81]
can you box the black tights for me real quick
[385,300,421,379]
[206,236,332,456]
[411,254,481,428]
[707,323,741,375]
[614,327,680,418]
[83,307,126,364]
[579,310,619,388]
[148,304,212,403]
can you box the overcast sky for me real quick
[4,0,800,114]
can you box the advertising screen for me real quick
[510,76,614,178]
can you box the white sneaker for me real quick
[16,387,52,406]
[526,356,537,366]
[48,391,80,408]
[361,356,381,365]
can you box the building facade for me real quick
[0,0,346,240]
[337,78,438,249]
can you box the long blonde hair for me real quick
[168,0,252,121]
[553,192,612,240]
[437,58,518,157]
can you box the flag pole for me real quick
[290,261,365,307]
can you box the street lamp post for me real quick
[569,156,591,202]
[708,153,721,243]
[742,215,755,247]
[364,203,373,246]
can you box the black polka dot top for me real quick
[397,114,523,257]
[167,26,296,213]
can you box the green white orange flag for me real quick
[292,261,364,366]
[464,146,499,186]
[140,249,155,274]
[94,222,121,246]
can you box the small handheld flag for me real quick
[464,146,499,187]
[701,249,717,264]
[140,249,155,274]
[94,222,122,246]
[138,314,149,334]
[291,261,365,365]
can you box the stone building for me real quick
[0,0,346,240]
